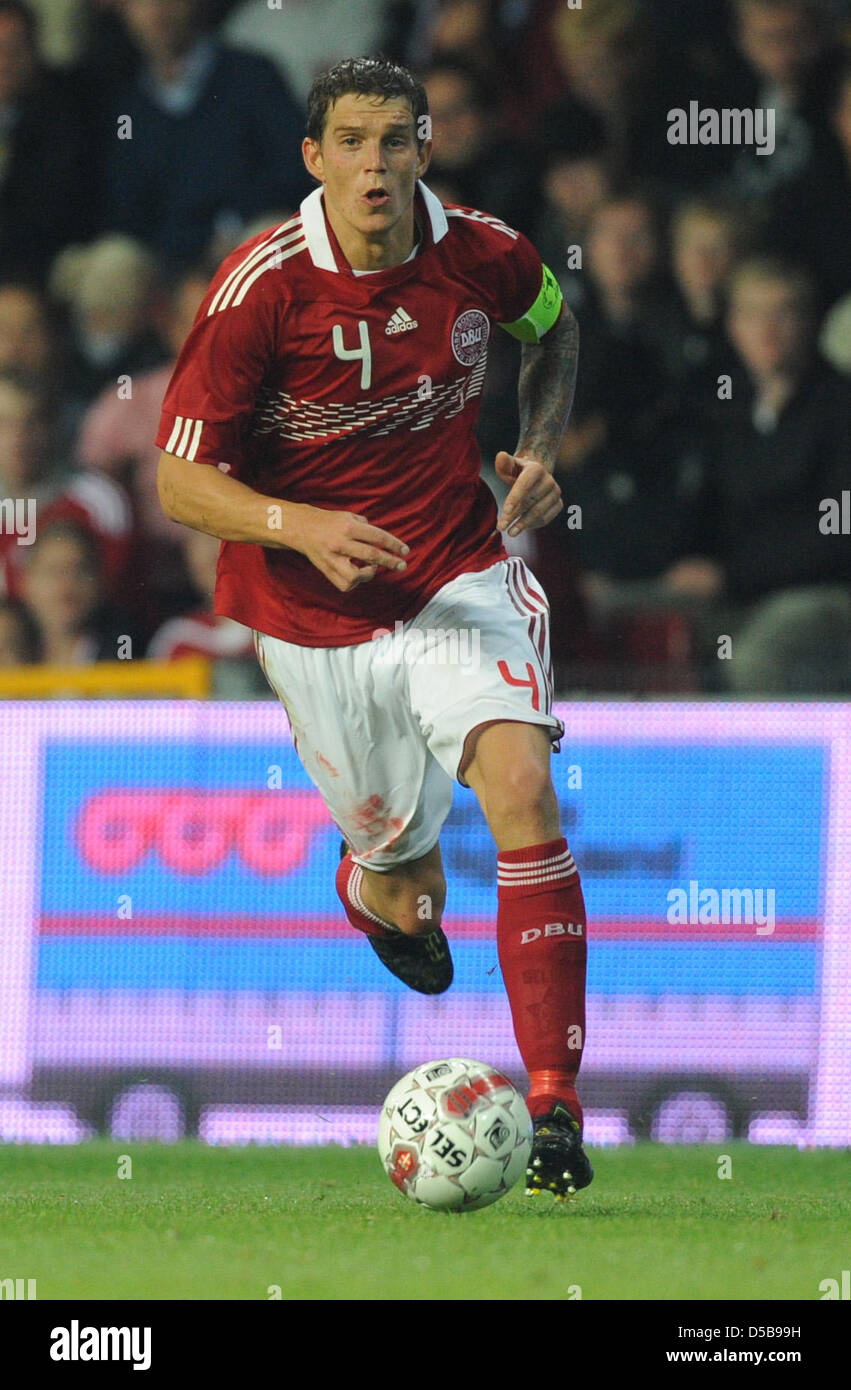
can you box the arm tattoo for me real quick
[514,305,579,471]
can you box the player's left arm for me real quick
[495,265,579,537]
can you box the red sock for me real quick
[496,837,587,1127]
[335,854,399,939]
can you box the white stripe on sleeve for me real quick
[165,415,184,452]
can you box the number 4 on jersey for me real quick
[332,320,372,389]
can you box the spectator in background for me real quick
[765,56,851,312]
[421,59,537,233]
[147,526,260,697]
[0,593,37,664]
[100,0,308,269]
[547,192,702,613]
[585,188,662,323]
[76,263,209,619]
[538,0,730,199]
[0,278,67,392]
[532,111,612,313]
[17,519,136,664]
[819,285,851,377]
[147,525,252,660]
[17,0,87,66]
[0,369,133,601]
[665,258,851,693]
[0,278,80,454]
[407,0,512,92]
[570,190,672,455]
[648,197,751,408]
[724,0,842,203]
[48,234,168,406]
[474,110,610,486]
[223,0,387,105]
[0,0,92,283]
[210,207,296,270]
[0,281,58,377]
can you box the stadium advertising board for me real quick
[0,701,848,1146]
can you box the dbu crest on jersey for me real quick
[451,309,490,366]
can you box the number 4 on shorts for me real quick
[497,659,540,711]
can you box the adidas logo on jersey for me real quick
[385,306,418,336]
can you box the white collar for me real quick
[299,180,448,272]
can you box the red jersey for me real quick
[155,182,549,646]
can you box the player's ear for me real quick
[416,137,433,179]
[302,137,324,183]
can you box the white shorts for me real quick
[254,557,564,870]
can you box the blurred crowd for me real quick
[0,0,849,694]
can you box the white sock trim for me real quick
[497,848,574,875]
[348,863,400,933]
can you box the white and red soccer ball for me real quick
[378,1058,532,1211]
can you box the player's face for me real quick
[303,93,431,243]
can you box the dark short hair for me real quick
[306,56,429,145]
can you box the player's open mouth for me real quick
[362,188,390,207]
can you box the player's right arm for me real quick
[154,240,408,593]
[157,450,408,593]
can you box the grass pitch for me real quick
[0,1141,847,1300]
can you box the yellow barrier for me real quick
[0,657,211,700]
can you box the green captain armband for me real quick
[499,263,563,343]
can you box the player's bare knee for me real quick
[485,765,557,825]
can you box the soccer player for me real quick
[156,58,591,1200]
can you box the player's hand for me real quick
[297,506,410,593]
[495,452,563,536]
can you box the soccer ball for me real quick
[378,1058,532,1211]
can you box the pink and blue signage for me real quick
[1,701,848,1146]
